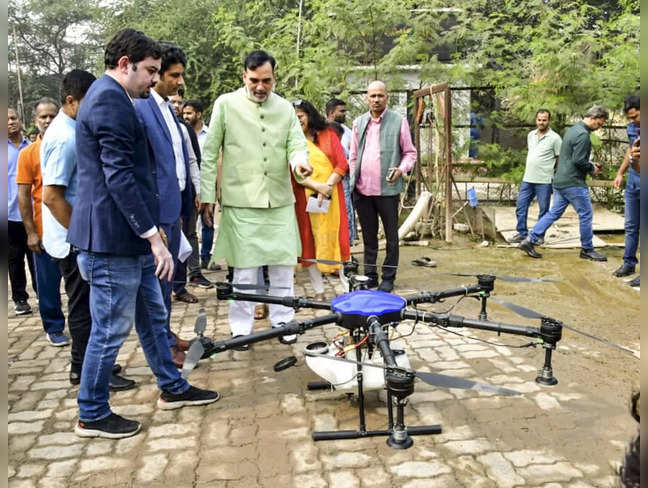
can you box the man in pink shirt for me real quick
[349,81,417,292]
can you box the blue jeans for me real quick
[76,251,189,422]
[200,214,214,261]
[32,250,65,334]
[623,171,640,267]
[530,186,593,250]
[515,182,553,236]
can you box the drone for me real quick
[181,259,638,450]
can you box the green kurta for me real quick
[200,87,308,268]
[213,205,301,268]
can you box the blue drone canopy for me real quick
[331,290,406,318]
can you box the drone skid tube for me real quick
[313,425,442,442]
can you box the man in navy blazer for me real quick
[69,29,219,439]
[134,43,194,367]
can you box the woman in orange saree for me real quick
[291,99,351,299]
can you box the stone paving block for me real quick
[28,444,83,461]
[292,472,328,488]
[279,426,310,441]
[36,399,60,409]
[16,464,46,478]
[113,403,155,417]
[488,358,520,373]
[389,460,452,478]
[86,440,114,456]
[10,434,37,453]
[290,441,322,473]
[30,380,70,391]
[357,466,392,488]
[8,410,53,422]
[8,479,36,488]
[165,449,199,479]
[503,449,565,467]
[147,422,198,438]
[435,424,474,442]
[517,462,584,483]
[476,452,526,488]
[146,436,197,452]
[35,432,80,446]
[443,438,493,455]
[534,392,562,410]
[54,408,77,421]
[9,421,45,435]
[462,349,500,359]
[196,460,258,482]
[11,391,44,411]
[78,456,133,474]
[328,470,360,488]
[281,393,306,414]
[44,459,76,478]
[137,453,168,483]
[401,474,458,487]
[322,452,374,469]
[11,376,37,390]
[36,477,68,488]
[567,481,597,488]
[203,419,230,447]
[313,412,337,431]
[229,425,257,446]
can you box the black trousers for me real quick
[353,192,399,282]
[57,251,92,373]
[8,220,37,302]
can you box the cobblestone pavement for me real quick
[8,248,639,488]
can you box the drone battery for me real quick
[330,290,407,329]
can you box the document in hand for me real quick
[306,195,331,214]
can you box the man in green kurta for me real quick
[201,50,311,345]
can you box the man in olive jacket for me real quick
[519,105,609,261]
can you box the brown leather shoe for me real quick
[171,332,191,352]
[170,346,185,369]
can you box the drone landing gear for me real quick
[311,333,442,449]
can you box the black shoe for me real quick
[366,277,379,289]
[627,276,640,288]
[75,413,141,439]
[278,334,297,345]
[69,370,81,386]
[613,263,635,277]
[536,236,545,245]
[15,300,32,316]
[518,238,542,258]
[579,249,607,262]
[200,257,210,269]
[231,334,250,351]
[377,280,394,292]
[509,233,526,243]
[110,374,136,391]
[189,274,214,289]
[157,385,220,410]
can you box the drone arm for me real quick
[402,310,541,340]
[405,285,483,305]
[210,313,341,353]
[217,286,331,310]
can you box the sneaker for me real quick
[189,274,214,289]
[536,236,545,245]
[378,280,394,292]
[15,300,32,316]
[579,249,607,262]
[509,233,526,243]
[47,331,70,347]
[627,276,640,288]
[75,413,141,439]
[157,385,220,410]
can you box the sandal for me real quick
[174,292,199,303]
[411,257,437,267]
[254,303,269,320]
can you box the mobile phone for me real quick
[386,167,397,181]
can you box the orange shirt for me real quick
[15,136,43,237]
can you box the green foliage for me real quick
[474,143,527,182]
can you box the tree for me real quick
[8,0,104,120]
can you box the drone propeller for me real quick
[182,308,207,379]
[490,297,639,358]
[448,272,558,283]
[213,281,290,291]
[304,351,521,396]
